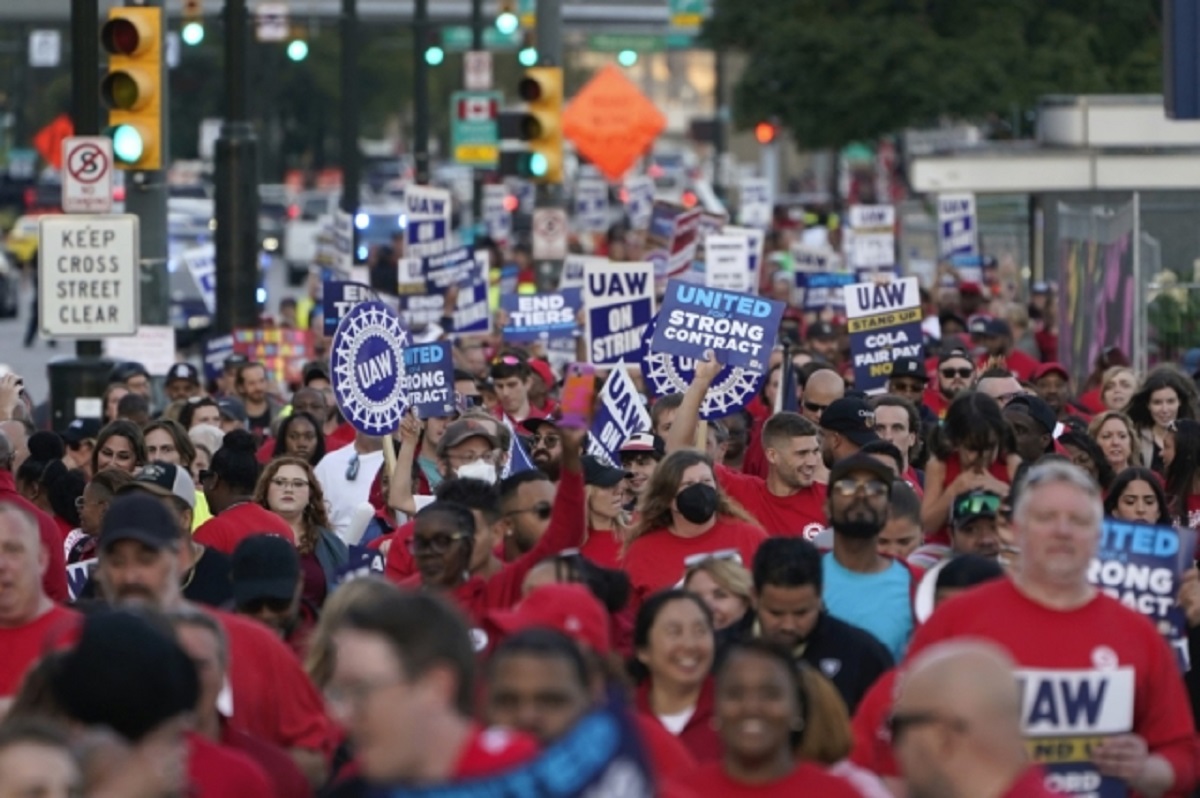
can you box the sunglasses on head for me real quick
[941,367,973,379]
[953,492,1002,518]
[682,548,743,568]
[493,355,523,366]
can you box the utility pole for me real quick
[341,0,360,257]
[413,0,430,184]
[214,0,261,335]
[470,0,484,229]
[70,0,102,359]
[533,0,563,290]
[713,48,727,201]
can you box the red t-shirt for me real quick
[383,519,417,582]
[451,724,539,779]
[715,464,827,539]
[325,422,356,453]
[187,733,275,798]
[673,761,863,797]
[978,349,1041,384]
[635,678,722,762]
[849,668,898,776]
[0,478,68,603]
[213,609,337,757]
[220,724,311,798]
[634,713,696,782]
[622,517,767,607]
[0,605,79,696]
[905,580,1197,794]
[580,528,623,569]
[920,385,952,420]
[193,503,296,555]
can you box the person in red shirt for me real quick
[580,455,631,568]
[667,352,827,539]
[93,493,336,787]
[891,640,1060,798]
[489,354,548,425]
[0,432,68,602]
[968,316,1041,383]
[670,639,862,797]
[0,502,78,709]
[1033,362,1092,423]
[194,429,295,554]
[904,461,1198,796]
[922,348,976,420]
[621,448,766,607]
[323,586,538,796]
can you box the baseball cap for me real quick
[819,397,878,447]
[1033,362,1070,382]
[807,321,837,341]
[302,362,330,385]
[61,417,102,445]
[230,534,301,606]
[889,357,928,383]
[828,453,895,490]
[488,583,611,655]
[217,397,249,423]
[223,354,249,370]
[165,363,200,386]
[938,311,967,331]
[118,462,196,509]
[951,489,1002,528]
[619,432,665,459]
[968,316,1011,338]
[519,417,559,436]
[108,361,149,385]
[582,455,631,488]
[99,493,181,551]
[528,359,556,389]
[1005,394,1056,436]
[437,419,501,457]
[937,347,973,366]
[958,281,983,296]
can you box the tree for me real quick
[704,0,1162,148]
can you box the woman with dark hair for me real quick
[1127,366,1198,473]
[1164,419,1200,530]
[920,392,1020,542]
[622,449,765,607]
[1105,467,1172,526]
[89,420,145,475]
[673,639,862,795]
[631,589,720,762]
[194,429,294,554]
[101,382,128,424]
[18,457,84,540]
[1058,430,1114,491]
[271,412,326,466]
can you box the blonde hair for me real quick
[304,576,396,688]
[1100,367,1138,412]
[683,557,753,604]
[795,663,854,764]
[585,484,632,532]
[627,450,759,549]
[1088,410,1141,467]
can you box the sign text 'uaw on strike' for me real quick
[38,214,140,338]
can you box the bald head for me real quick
[801,370,845,422]
[0,502,49,625]
[898,640,1021,726]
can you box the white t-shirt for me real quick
[313,446,385,542]
[656,706,695,736]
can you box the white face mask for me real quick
[456,460,498,485]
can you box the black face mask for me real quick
[675,483,718,525]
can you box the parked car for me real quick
[4,215,43,267]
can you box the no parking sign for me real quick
[331,301,411,436]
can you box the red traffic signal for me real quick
[754,121,777,145]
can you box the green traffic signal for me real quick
[495,11,519,35]
[287,39,309,61]
[425,46,445,66]
[518,46,537,67]
[110,124,145,164]
[181,21,204,46]
[618,49,637,67]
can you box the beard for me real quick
[834,506,886,539]
[536,458,561,482]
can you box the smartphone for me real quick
[558,363,596,430]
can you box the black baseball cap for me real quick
[108,361,149,385]
[217,397,249,423]
[231,535,301,606]
[61,417,102,445]
[937,347,974,366]
[951,489,1002,528]
[819,397,879,447]
[1005,394,1056,436]
[807,321,837,341]
[828,453,895,490]
[166,363,200,386]
[582,455,632,488]
[889,357,928,383]
[99,493,180,551]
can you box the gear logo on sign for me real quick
[331,301,411,437]
[640,317,765,420]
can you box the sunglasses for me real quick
[240,596,294,614]
[940,368,974,379]
[953,492,1002,518]
[407,532,472,555]
[530,435,560,449]
[830,478,888,498]
[346,453,360,481]
[885,711,965,744]
[505,502,553,521]
[683,548,743,568]
[803,400,828,414]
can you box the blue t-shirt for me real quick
[822,552,913,660]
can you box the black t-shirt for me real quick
[184,546,234,609]
[248,408,272,434]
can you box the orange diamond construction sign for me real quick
[562,65,667,183]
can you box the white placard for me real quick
[737,177,772,228]
[255,2,290,42]
[29,30,61,68]
[532,208,568,260]
[937,192,979,258]
[482,185,511,246]
[624,175,654,231]
[103,325,178,376]
[62,137,114,214]
[723,225,763,295]
[180,243,216,313]
[464,50,493,91]
[703,234,750,292]
[39,215,139,338]
[574,178,609,233]
[846,204,896,270]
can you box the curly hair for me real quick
[253,456,331,555]
[627,449,758,548]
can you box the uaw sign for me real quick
[844,276,922,393]
[404,185,452,259]
[331,301,411,436]
[937,192,978,259]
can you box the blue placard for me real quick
[796,271,854,311]
[585,262,655,367]
[424,246,474,290]
[452,251,490,335]
[331,301,411,436]
[324,280,376,336]
[500,288,582,342]
[203,334,234,383]
[334,544,386,586]
[641,316,766,420]
[403,341,456,419]
[376,699,652,798]
[650,280,783,373]
[587,367,652,466]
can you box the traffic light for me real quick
[100,7,163,170]
[754,121,778,145]
[498,67,562,183]
[496,0,519,35]
[182,0,204,44]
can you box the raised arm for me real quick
[665,349,722,455]
[386,409,423,515]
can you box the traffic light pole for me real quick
[413,0,430,184]
[470,0,484,230]
[70,0,103,358]
[214,0,261,335]
[340,0,360,255]
[533,0,563,291]
[713,47,727,201]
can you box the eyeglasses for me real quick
[346,453,360,481]
[325,676,405,710]
[406,532,472,555]
[830,478,888,497]
[505,503,552,521]
[940,367,974,379]
[530,435,560,449]
[271,478,310,491]
[447,450,497,466]
[240,596,294,614]
[889,380,925,393]
[952,492,1002,518]
[886,711,967,744]
[803,400,828,414]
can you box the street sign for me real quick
[38,214,140,338]
[587,33,667,53]
[518,0,536,27]
[451,90,501,168]
[669,0,709,30]
[62,137,114,214]
[255,3,289,42]
[440,26,521,52]
[28,30,61,68]
[464,50,493,91]
[532,208,568,260]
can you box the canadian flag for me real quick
[458,97,497,122]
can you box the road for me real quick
[0,255,302,412]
